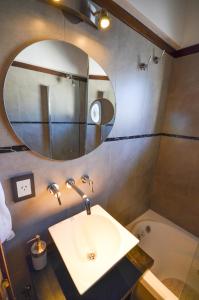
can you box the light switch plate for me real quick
[10,173,35,202]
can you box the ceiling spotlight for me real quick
[98,9,111,30]
[91,8,111,31]
[53,0,61,2]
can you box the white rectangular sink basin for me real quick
[49,205,139,295]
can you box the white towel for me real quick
[0,182,15,243]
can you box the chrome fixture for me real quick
[81,175,94,193]
[66,73,76,87]
[41,1,111,31]
[66,178,91,215]
[138,55,152,71]
[41,0,98,29]
[153,49,165,64]
[98,9,111,30]
[90,8,111,30]
[48,183,61,205]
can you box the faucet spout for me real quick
[83,196,91,215]
[66,179,91,215]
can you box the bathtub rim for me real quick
[127,209,199,243]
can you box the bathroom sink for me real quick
[49,205,139,295]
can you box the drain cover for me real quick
[87,252,96,261]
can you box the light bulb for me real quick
[98,10,111,30]
[99,17,110,30]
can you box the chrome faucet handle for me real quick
[48,183,61,205]
[81,175,94,193]
[66,178,75,188]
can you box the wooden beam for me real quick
[173,43,199,58]
[88,75,109,80]
[12,61,87,82]
[39,0,199,58]
[92,0,175,56]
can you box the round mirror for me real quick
[3,40,116,160]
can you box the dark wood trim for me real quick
[0,243,15,300]
[89,75,109,80]
[92,0,175,56]
[39,0,175,56]
[173,43,199,58]
[12,61,66,77]
[92,1,199,58]
[12,61,87,82]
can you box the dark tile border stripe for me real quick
[1,133,198,154]
[106,133,199,142]
[105,133,161,142]
[0,145,30,153]
[161,133,199,141]
[11,121,113,126]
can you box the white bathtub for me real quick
[127,209,199,299]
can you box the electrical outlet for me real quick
[16,179,32,198]
[10,173,35,202]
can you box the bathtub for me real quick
[127,209,199,299]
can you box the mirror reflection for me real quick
[3,40,116,160]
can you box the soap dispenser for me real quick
[28,235,47,271]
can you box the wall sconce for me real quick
[66,73,76,87]
[138,55,152,71]
[153,49,165,64]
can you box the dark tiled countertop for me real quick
[28,244,154,300]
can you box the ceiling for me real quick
[113,0,199,49]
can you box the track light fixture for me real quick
[41,1,111,31]
[97,9,111,30]
[92,8,111,30]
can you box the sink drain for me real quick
[87,252,96,261]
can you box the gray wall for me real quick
[151,53,199,237]
[0,0,172,297]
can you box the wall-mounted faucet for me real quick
[48,183,62,205]
[66,178,91,215]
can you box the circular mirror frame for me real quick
[3,40,116,161]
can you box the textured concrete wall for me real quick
[0,0,172,297]
[151,53,199,237]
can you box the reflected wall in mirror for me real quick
[3,40,116,160]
